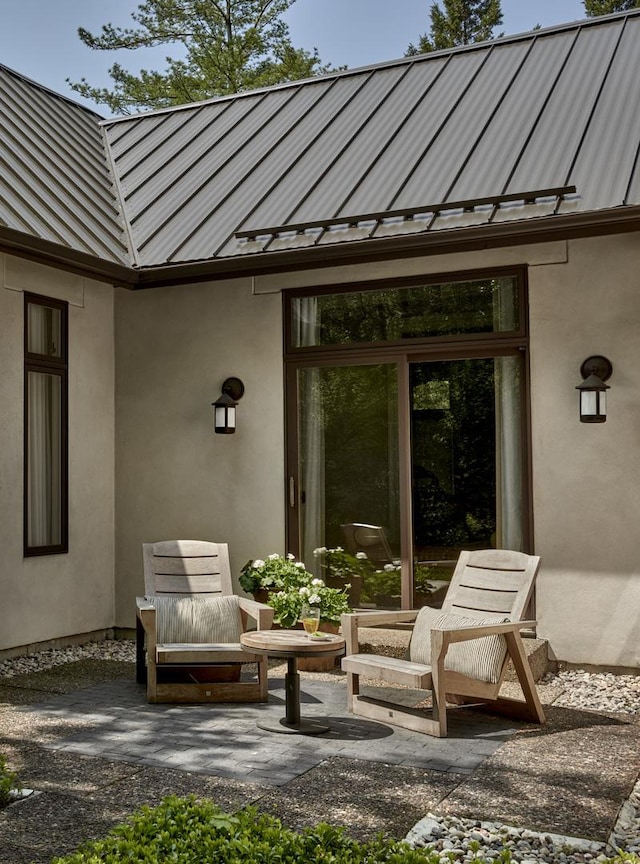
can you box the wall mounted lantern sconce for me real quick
[213,377,245,434]
[575,356,612,423]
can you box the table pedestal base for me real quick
[259,656,330,735]
[257,718,330,735]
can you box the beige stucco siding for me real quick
[529,233,640,668]
[112,234,640,667]
[0,255,115,651]
[114,277,284,626]
[4,232,640,668]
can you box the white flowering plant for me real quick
[239,553,309,595]
[240,553,351,627]
[267,579,351,628]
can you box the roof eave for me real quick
[3,207,640,290]
[0,226,136,288]
[134,206,640,288]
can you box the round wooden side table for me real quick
[240,629,345,734]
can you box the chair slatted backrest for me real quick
[441,549,540,623]
[341,523,394,568]
[143,540,233,597]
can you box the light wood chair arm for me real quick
[136,596,155,613]
[238,597,275,631]
[437,619,537,645]
[341,609,419,655]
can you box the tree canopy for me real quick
[407,0,503,55]
[68,0,332,114]
[583,0,640,13]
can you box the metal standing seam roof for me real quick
[2,10,640,284]
[0,66,128,266]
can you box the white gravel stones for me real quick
[549,670,640,715]
[405,814,609,862]
[0,639,135,679]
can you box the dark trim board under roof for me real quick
[1,10,640,288]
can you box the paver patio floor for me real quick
[0,659,639,862]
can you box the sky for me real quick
[0,0,588,115]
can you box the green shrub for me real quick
[0,753,18,807]
[51,796,442,863]
[47,796,640,864]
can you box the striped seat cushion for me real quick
[409,607,508,684]
[154,595,242,644]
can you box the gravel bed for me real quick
[1,642,640,859]
[0,640,136,678]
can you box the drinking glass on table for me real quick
[300,605,320,636]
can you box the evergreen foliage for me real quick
[407,0,503,54]
[68,0,334,114]
[584,0,640,13]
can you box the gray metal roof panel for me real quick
[231,65,413,237]
[445,32,574,202]
[0,65,128,264]
[558,16,640,213]
[336,51,486,218]
[104,10,640,267]
[4,10,640,277]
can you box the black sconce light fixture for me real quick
[575,356,612,423]
[212,377,245,434]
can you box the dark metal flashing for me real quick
[134,205,640,289]
[3,204,640,291]
[0,227,136,288]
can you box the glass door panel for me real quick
[410,355,524,607]
[297,363,401,608]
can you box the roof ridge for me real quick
[0,63,105,120]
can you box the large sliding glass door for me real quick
[410,354,525,606]
[295,362,402,607]
[285,269,531,609]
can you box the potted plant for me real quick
[239,553,309,604]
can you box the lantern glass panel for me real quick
[580,390,597,417]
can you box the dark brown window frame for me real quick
[284,265,528,359]
[24,292,69,556]
[283,265,533,584]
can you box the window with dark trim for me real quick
[24,293,68,556]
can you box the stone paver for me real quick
[24,676,517,786]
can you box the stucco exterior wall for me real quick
[0,254,115,651]
[114,277,284,626]
[528,233,640,668]
[4,232,638,668]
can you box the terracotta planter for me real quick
[297,621,340,671]
[252,588,272,605]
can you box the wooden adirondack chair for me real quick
[341,549,545,737]
[136,540,273,703]
[142,539,234,598]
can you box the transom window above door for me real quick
[288,271,522,351]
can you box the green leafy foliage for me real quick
[0,754,18,807]
[583,0,640,13]
[68,0,337,113]
[239,553,308,594]
[49,796,640,864]
[50,796,447,863]
[407,0,503,54]
[240,553,350,626]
